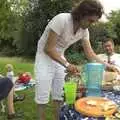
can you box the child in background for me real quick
[5,64,14,82]
[5,64,25,102]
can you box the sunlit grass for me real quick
[0,57,34,77]
[0,57,61,120]
[0,57,37,120]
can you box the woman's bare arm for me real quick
[81,39,107,65]
[44,29,79,73]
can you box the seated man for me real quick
[97,38,120,73]
[97,38,120,87]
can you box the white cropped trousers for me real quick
[34,53,66,104]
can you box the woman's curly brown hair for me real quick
[71,0,104,22]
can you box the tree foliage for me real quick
[1,0,120,58]
[15,0,72,56]
[107,10,120,44]
[0,0,29,56]
[0,0,14,39]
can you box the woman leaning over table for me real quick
[34,0,116,120]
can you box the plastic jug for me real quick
[84,63,104,96]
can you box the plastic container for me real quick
[86,88,102,97]
[64,81,77,104]
[84,63,104,96]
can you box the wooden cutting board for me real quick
[74,97,117,117]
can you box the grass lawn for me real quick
[0,57,53,120]
[0,57,34,76]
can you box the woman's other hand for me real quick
[106,64,120,74]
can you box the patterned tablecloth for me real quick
[60,91,120,120]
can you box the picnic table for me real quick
[60,90,120,120]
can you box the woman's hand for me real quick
[66,64,80,75]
